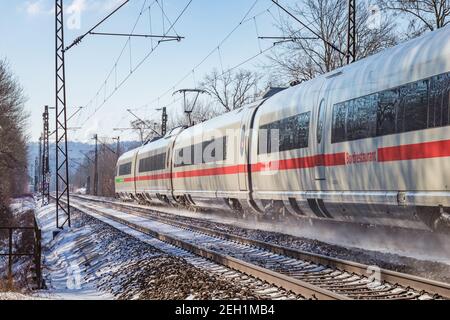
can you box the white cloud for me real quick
[67,0,87,15]
[24,0,52,16]
[67,0,124,14]
[22,0,124,17]
[95,0,124,12]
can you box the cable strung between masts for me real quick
[65,0,131,52]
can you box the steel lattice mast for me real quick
[42,105,50,205]
[55,0,71,228]
[347,0,356,64]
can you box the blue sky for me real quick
[0,0,283,142]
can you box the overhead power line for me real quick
[89,32,184,41]
[65,0,131,52]
[76,0,193,130]
[270,0,347,57]
[136,0,269,113]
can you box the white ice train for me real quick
[115,27,450,232]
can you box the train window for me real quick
[317,100,325,144]
[259,112,310,154]
[376,89,398,136]
[346,94,377,141]
[202,137,227,163]
[401,80,429,133]
[331,103,347,143]
[174,137,228,167]
[429,73,450,128]
[119,162,132,176]
[332,71,450,143]
[139,153,166,173]
[174,146,193,167]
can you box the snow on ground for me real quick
[32,204,280,300]
[1,196,37,294]
[0,292,46,300]
[34,204,113,300]
[9,197,35,218]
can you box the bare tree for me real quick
[98,143,118,197]
[201,69,260,112]
[378,0,450,37]
[169,99,222,129]
[0,59,29,205]
[267,0,398,82]
[126,118,162,144]
[71,141,119,197]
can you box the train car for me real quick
[115,26,450,231]
[170,104,261,211]
[115,148,140,200]
[134,128,184,204]
[250,26,450,230]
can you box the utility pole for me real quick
[34,157,39,193]
[38,135,43,193]
[80,151,94,195]
[55,0,71,228]
[161,107,168,136]
[86,176,91,195]
[93,134,99,196]
[42,106,50,205]
[347,0,356,64]
[113,136,121,159]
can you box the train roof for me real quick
[117,26,450,162]
[138,133,174,155]
[117,147,140,164]
[263,25,450,106]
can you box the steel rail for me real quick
[60,196,348,300]
[72,194,450,299]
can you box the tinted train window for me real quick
[259,112,310,154]
[347,94,377,141]
[174,137,227,167]
[174,147,191,167]
[139,153,166,173]
[202,137,227,163]
[332,71,450,143]
[118,162,132,176]
[331,103,347,143]
[376,89,398,136]
[429,73,450,128]
[401,80,429,132]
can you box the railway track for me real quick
[66,195,450,300]
[51,197,301,300]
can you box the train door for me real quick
[133,150,139,194]
[238,109,251,191]
[238,104,261,191]
[166,143,174,193]
[312,98,328,190]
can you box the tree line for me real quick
[0,59,29,221]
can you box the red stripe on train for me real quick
[378,139,450,162]
[122,139,450,182]
[251,153,346,172]
[173,164,246,178]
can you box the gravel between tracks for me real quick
[53,210,299,300]
[119,204,450,284]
